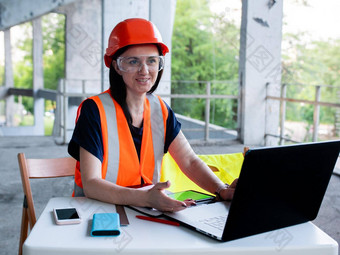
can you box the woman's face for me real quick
[113,44,161,97]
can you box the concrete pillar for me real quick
[4,29,14,127]
[150,0,176,104]
[32,17,45,135]
[61,0,102,85]
[58,0,102,142]
[238,0,282,146]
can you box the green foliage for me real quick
[13,22,34,113]
[171,0,240,129]
[282,34,340,125]
[0,32,3,86]
[42,13,65,113]
[172,0,212,81]
[0,63,3,86]
[18,114,34,126]
[42,13,65,91]
[44,115,54,135]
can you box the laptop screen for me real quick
[223,140,340,241]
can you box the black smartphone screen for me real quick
[55,208,80,220]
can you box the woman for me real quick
[68,18,237,212]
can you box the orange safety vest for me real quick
[73,89,168,196]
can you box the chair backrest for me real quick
[18,152,76,255]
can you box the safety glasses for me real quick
[116,55,165,73]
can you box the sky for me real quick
[282,0,340,41]
[210,0,340,41]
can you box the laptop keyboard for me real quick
[199,215,227,230]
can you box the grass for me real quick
[18,114,54,136]
[44,116,54,135]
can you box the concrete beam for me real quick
[2,88,57,101]
[37,89,57,101]
[0,0,77,31]
[8,88,33,97]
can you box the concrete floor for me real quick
[0,136,339,255]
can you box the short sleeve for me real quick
[68,99,104,162]
[164,100,181,153]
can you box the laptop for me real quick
[162,140,340,241]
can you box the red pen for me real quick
[136,215,180,226]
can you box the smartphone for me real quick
[53,208,81,225]
[168,190,215,204]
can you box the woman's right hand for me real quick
[145,181,195,212]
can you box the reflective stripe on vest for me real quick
[73,90,168,196]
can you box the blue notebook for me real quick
[91,213,120,237]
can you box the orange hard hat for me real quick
[104,18,169,68]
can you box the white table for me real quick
[23,197,338,255]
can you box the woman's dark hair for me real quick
[109,45,164,125]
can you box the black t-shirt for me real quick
[68,98,181,162]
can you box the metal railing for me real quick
[55,79,101,144]
[266,83,340,145]
[2,79,339,146]
[158,80,240,141]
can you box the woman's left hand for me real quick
[219,179,238,201]
[146,181,196,212]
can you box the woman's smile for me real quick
[114,44,160,96]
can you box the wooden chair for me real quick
[17,152,76,255]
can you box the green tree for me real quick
[13,22,34,113]
[282,34,340,128]
[42,13,65,91]
[0,67,3,86]
[42,13,65,112]
[171,0,240,129]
